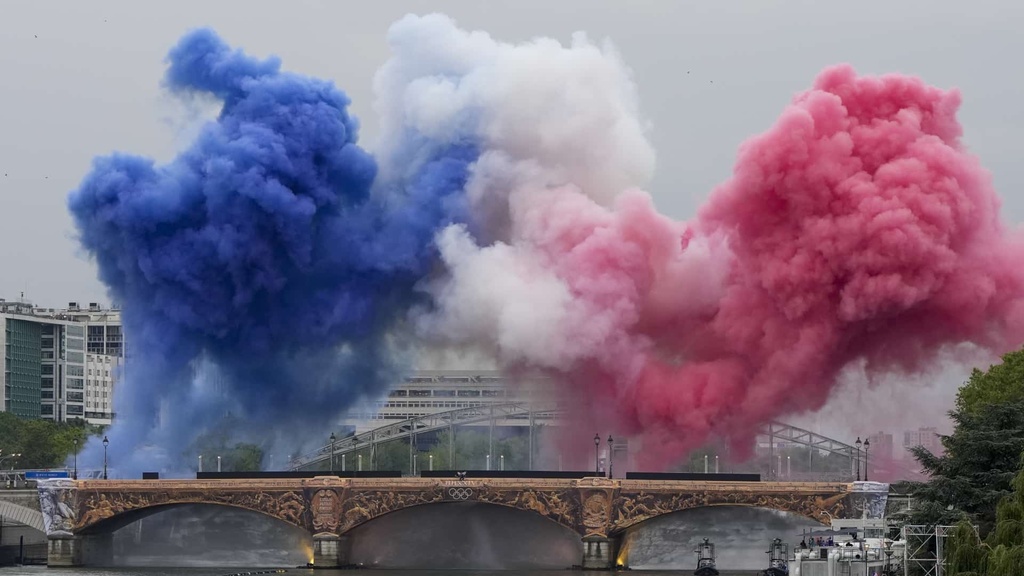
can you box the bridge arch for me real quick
[336,484,580,536]
[0,499,45,534]
[70,484,309,536]
[609,486,842,534]
[76,500,308,536]
[341,500,582,570]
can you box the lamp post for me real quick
[715,455,719,473]
[358,454,362,472]
[329,433,337,473]
[500,454,504,471]
[486,454,491,471]
[883,540,894,576]
[102,436,109,480]
[413,454,418,476]
[593,433,600,475]
[429,454,434,471]
[607,435,614,479]
[198,455,203,473]
[0,453,21,469]
[863,438,871,482]
[73,439,78,480]
[217,456,222,473]
[855,437,862,481]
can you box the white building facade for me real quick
[0,298,123,425]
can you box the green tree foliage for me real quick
[956,350,1024,415]
[908,401,1024,533]
[946,453,1024,576]
[0,412,97,469]
[907,348,1024,535]
[185,420,264,472]
[947,519,987,575]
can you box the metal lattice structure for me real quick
[757,421,861,481]
[291,403,860,475]
[290,402,562,471]
[901,524,961,576]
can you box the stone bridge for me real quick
[38,477,888,568]
[0,490,44,534]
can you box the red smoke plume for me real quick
[531,65,1024,463]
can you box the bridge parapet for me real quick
[36,477,888,568]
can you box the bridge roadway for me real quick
[36,476,889,569]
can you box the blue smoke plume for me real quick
[68,28,475,475]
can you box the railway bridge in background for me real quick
[289,403,866,482]
[37,476,888,569]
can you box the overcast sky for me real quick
[2,0,1021,309]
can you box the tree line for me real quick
[898,348,1024,576]
[0,413,98,470]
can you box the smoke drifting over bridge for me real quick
[69,14,1024,473]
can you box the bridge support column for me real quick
[581,535,618,570]
[312,533,349,568]
[47,534,112,567]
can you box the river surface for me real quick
[0,565,761,569]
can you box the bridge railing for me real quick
[290,402,561,471]
[291,402,860,480]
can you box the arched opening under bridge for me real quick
[83,503,311,568]
[617,505,822,571]
[344,500,582,570]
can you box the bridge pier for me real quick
[312,533,350,568]
[47,534,112,567]
[581,535,618,570]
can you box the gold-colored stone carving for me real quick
[581,490,612,537]
[311,489,342,534]
[338,487,446,533]
[611,485,848,531]
[73,482,309,532]
[62,478,860,539]
[476,486,578,531]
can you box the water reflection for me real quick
[346,501,581,569]
[620,505,820,570]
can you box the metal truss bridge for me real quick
[289,402,861,480]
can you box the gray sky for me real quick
[2,0,1021,308]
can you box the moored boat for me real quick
[759,538,789,576]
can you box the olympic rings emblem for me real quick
[448,487,474,500]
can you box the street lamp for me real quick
[0,453,21,469]
[198,455,203,473]
[73,439,78,480]
[329,432,337,473]
[863,438,871,482]
[500,454,504,471]
[855,437,862,481]
[594,433,600,474]
[102,436,109,480]
[607,435,614,479]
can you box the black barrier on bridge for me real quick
[419,470,600,479]
[195,471,403,479]
[625,472,761,482]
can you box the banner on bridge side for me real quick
[25,471,70,479]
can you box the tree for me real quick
[956,350,1024,415]
[908,400,1024,533]
[906,348,1024,536]
[946,453,1024,576]
[0,412,93,470]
